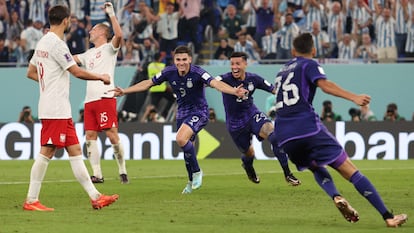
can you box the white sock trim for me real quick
[69,155,100,200]
[113,143,127,175]
[26,153,50,203]
[86,140,102,178]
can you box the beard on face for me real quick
[64,23,71,34]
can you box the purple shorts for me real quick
[282,127,347,171]
[229,112,270,153]
[177,114,208,141]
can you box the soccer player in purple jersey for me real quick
[111,45,248,194]
[270,32,407,227]
[216,52,300,186]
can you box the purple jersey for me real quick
[217,72,274,131]
[152,64,214,120]
[274,57,327,146]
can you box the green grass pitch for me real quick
[0,159,412,233]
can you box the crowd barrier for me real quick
[1,121,413,160]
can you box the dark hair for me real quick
[323,100,332,107]
[386,103,397,113]
[293,33,314,54]
[154,52,161,61]
[323,100,332,114]
[349,108,361,117]
[174,45,192,57]
[48,5,70,25]
[208,108,216,120]
[230,52,248,61]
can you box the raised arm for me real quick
[316,79,371,106]
[400,0,410,23]
[250,0,258,11]
[309,0,321,9]
[103,2,123,49]
[272,0,279,13]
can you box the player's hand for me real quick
[109,86,125,97]
[235,84,249,99]
[101,74,111,85]
[103,2,115,17]
[354,94,371,106]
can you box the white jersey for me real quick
[77,42,118,103]
[30,32,77,119]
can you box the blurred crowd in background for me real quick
[0,0,414,68]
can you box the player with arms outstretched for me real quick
[270,32,407,227]
[111,45,248,194]
[216,51,300,186]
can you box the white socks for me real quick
[86,140,102,178]
[26,154,50,203]
[113,143,127,175]
[27,153,101,202]
[87,140,127,177]
[69,155,100,200]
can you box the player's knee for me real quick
[245,146,255,157]
[176,137,187,147]
[260,122,274,138]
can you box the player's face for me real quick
[89,25,102,43]
[174,53,192,76]
[230,57,246,80]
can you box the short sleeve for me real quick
[52,41,77,70]
[152,71,166,85]
[306,61,327,84]
[201,71,214,86]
